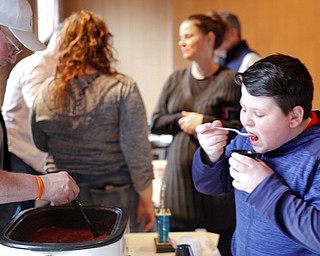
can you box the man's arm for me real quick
[0,170,80,205]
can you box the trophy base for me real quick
[154,238,175,253]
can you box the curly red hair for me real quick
[53,10,117,109]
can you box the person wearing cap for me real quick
[0,0,79,225]
[2,23,65,219]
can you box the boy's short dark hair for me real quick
[235,54,313,119]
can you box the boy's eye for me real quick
[255,112,265,118]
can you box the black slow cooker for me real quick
[0,205,128,255]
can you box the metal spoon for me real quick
[215,127,253,137]
[71,199,100,238]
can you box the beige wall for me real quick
[61,0,173,120]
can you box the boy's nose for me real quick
[242,113,254,127]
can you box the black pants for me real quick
[216,227,234,256]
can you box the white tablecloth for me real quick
[124,231,220,256]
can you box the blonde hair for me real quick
[53,10,117,109]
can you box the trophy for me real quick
[154,182,175,253]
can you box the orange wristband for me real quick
[35,176,44,200]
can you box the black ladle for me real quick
[71,199,100,238]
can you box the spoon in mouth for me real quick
[214,127,253,137]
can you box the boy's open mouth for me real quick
[249,133,259,142]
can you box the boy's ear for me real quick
[207,31,215,44]
[289,106,304,128]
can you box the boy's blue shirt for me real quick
[192,110,320,255]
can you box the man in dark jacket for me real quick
[215,12,261,72]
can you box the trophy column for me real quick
[154,182,175,253]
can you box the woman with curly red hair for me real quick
[31,10,155,232]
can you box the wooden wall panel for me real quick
[172,0,320,110]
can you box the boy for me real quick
[192,54,320,255]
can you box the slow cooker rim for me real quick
[0,205,128,252]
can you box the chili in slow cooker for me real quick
[26,226,109,243]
